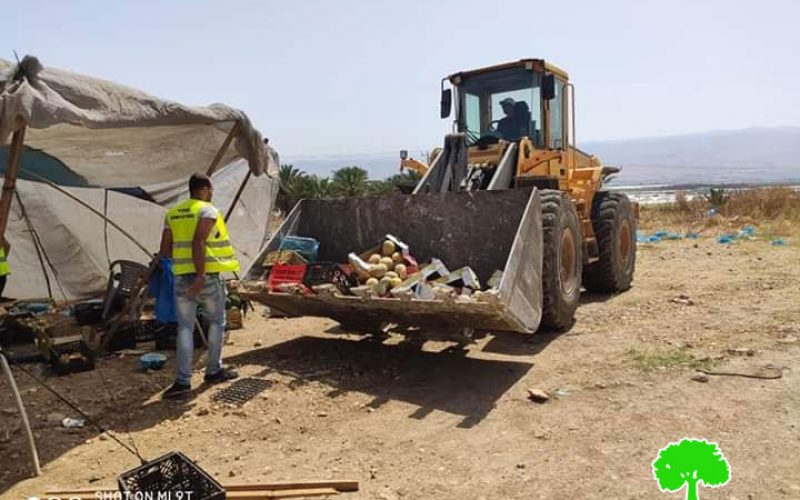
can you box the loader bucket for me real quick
[243,188,543,333]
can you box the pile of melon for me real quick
[352,239,415,296]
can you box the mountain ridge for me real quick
[283,127,800,186]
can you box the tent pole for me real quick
[224,170,252,223]
[0,124,27,238]
[0,351,41,477]
[20,170,151,257]
[206,121,241,176]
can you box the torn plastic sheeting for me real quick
[636,230,686,243]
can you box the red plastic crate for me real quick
[267,264,308,292]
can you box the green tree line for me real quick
[277,165,422,213]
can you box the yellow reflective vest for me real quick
[165,198,240,276]
[0,247,9,277]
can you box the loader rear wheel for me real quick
[540,190,583,331]
[583,191,636,293]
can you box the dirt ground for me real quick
[1,221,799,499]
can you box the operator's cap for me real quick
[500,98,516,107]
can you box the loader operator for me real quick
[159,173,240,399]
[496,98,528,142]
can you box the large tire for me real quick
[540,190,583,330]
[583,191,636,293]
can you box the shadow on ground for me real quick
[227,334,545,429]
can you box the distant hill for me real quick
[283,127,800,187]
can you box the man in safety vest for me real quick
[159,173,240,398]
[0,237,10,297]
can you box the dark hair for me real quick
[189,173,212,195]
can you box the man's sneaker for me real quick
[204,367,239,384]
[162,381,191,399]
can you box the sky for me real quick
[4,0,800,158]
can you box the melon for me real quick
[382,240,396,257]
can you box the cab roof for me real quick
[447,58,569,82]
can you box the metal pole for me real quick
[0,351,41,476]
[206,121,241,176]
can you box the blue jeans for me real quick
[173,273,226,385]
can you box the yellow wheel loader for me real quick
[245,59,636,334]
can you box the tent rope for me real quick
[19,169,151,257]
[14,190,67,301]
[4,354,146,464]
[11,190,52,300]
[103,189,111,267]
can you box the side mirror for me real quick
[399,150,408,160]
[542,73,555,101]
[440,88,452,119]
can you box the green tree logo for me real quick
[652,438,731,500]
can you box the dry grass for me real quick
[640,187,800,236]
[625,346,699,372]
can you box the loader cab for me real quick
[443,59,569,151]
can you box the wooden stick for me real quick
[206,121,241,176]
[230,480,358,492]
[0,124,27,238]
[231,488,339,499]
[48,479,359,495]
[224,170,252,223]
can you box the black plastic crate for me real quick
[155,323,204,351]
[49,339,95,375]
[117,319,162,343]
[107,327,136,352]
[74,301,104,326]
[0,313,37,347]
[304,262,357,294]
[118,451,224,500]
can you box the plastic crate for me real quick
[267,264,308,292]
[154,323,205,351]
[278,236,319,263]
[118,451,224,500]
[304,262,357,294]
[118,319,162,343]
[49,339,95,375]
[74,301,104,326]
[106,327,136,352]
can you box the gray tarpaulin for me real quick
[0,56,278,184]
[0,56,279,300]
[5,159,278,301]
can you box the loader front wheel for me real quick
[583,191,636,293]
[540,190,583,331]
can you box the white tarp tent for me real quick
[0,56,276,184]
[0,56,279,301]
[5,159,278,301]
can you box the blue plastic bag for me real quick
[148,257,177,324]
[740,225,756,237]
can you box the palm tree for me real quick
[367,180,397,195]
[331,166,369,198]
[387,170,423,194]
[277,164,308,213]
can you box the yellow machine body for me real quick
[448,58,624,261]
